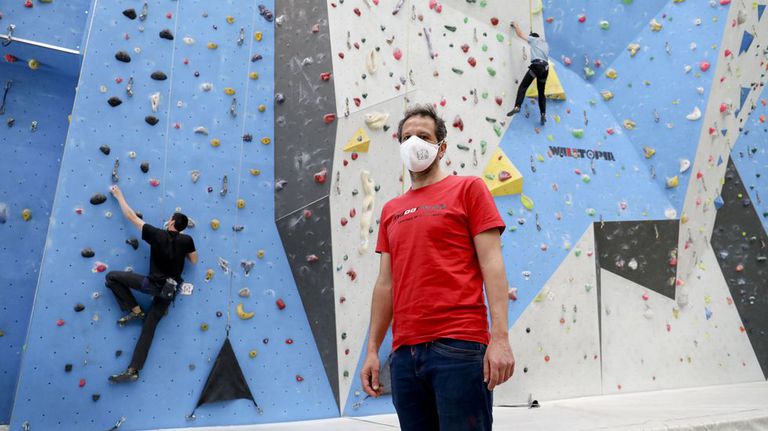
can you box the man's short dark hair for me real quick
[530,32,540,38]
[172,212,189,231]
[396,104,447,143]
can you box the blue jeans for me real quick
[390,338,493,431]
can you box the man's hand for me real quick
[110,185,124,200]
[483,337,515,391]
[360,353,382,397]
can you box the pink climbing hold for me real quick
[93,262,108,273]
[563,56,572,66]
[498,171,512,182]
[349,208,357,218]
[724,49,732,57]
[578,14,586,23]
[452,115,464,131]
[439,97,447,107]
[508,287,518,301]
[340,217,348,226]
[720,0,731,4]
[719,103,728,113]
[699,61,711,72]
[306,254,319,263]
[79,379,86,388]
[393,48,403,61]
[642,292,649,301]
[149,179,160,187]
[56,319,65,327]
[314,168,328,184]
[296,375,304,382]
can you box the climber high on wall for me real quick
[507,20,550,126]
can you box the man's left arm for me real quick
[474,229,516,391]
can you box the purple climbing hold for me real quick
[90,193,107,205]
[258,5,274,22]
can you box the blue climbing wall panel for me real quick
[10,1,337,430]
[0,64,76,425]
[0,0,92,51]
[732,97,768,235]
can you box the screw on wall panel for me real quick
[126,76,133,97]
[220,175,228,197]
[230,98,237,117]
[30,120,38,132]
[237,27,245,46]
[106,416,126,431]
[139,2,148,21]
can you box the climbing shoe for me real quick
[506,106,521,117]
[109,368,139,384]
[540,113,547,125]
[117,310,145,326]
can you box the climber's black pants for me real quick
[105,271,171,370]
[514,60,549,114]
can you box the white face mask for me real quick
[400,136,441,173]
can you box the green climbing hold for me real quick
[586,208,596,216]
[451,67,464,75]
[496,34,505,42]
[457,144,470,151]
[493,123,502,137]
[487,67,497,77]
[481,91,489,99]
[482,44,488,52]
[444,25,457,32]
[584,67,595,79]
[485,174,495,180]
[480,140,487,155]
[520,194,534,211]
[572,129,585,138]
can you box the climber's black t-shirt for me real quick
[142,224,196,287]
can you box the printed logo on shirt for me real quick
[392,204,447,224]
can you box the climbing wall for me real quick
[6,0,768,429]
[0,0,90,425]
[10,1,337,430]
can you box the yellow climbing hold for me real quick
[257,249,265,259]
[249,169,261,176]
[643,146,656,159]
[261,137,271,145]
[205,269,214,282]
[520,194,534,211]
[525,61,566,100]
[481,148,523,197]
[236,303,255,320]
[200,323,209,331]
[650,19,663,32]
[627,43,640,57]
[249,72,259,80]
[21,208,32,221]
[210,138,221,148]
[237,199,245,209]
[258,104,266,112]
[605,68,618,79]
[210,218,221,230]
[226,16,235,24]
[343,128,371,152]
[254,32,263,41]
[28,59,40,70]
[249,349,258,358]
[666,176,679,189]
[600,90,614,101]
[207,42,218,49]
[623,119,636,130]
[224,87,236,96]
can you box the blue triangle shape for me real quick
[758,4,766,21]
[717,155,724,166]
[740,86,751,108]
[739,31,755,55]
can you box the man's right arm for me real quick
[512,22,528,42]
[110,185,145,231]
[360,252,393,398]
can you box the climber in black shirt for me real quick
[105,185,198,383]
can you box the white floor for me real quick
[163,381,768,431]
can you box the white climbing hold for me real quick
[685,106,701,121]
[684,65,692,74]
[358,170,376,254]
[364,112,389,130]
[150,92,160,113]
[689,42,697,51]
[664,208,677,219]
[679,159,691,173]
[194,126,209,135]
[183,36,195,45]
[628,258,638,270]
[366,49,379,75]
[696,87,705,95]
[201,82,213,91]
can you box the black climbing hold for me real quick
[242,133,253,142]
[140,161,149,173]
[126,238,139,250]
[216,311,223,317]
[115,51,131,63]
[115,350,123,357]
[90,193,107,205]
[159,29,174,40]
[74,303,85,312]
[81,248,95,258]
[122,8,137,20]
[92,394,101,402]
[145,115,159,125]
[99,145,111,155]
[65,364,73,373]
[151,71,167,81]
[135,211,143,220]
[107,97,122,107]
[258,4,274,22]
[251,54,263,62]
[194,71,200,77]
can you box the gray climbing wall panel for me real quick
[274,0,340,408]
[711,157,768,379]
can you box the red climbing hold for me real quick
[57,319,65,327]
[490,17,499,26]
[700,61,711,72]
[286,338,294,345]
[306,254,319,263]
[719,103,728,113]
[149,179,160,187]
[393,48,403,61]
[24,0,33,8]
[460,44,470,53]
[495,96,503,106]
[323,113,336,124]
[303,209,313,219]
[353,7,361,16]
[467,57,477,67]
[338,52,345,59]
[351,153,359,161]
[314,168,328,184]
[4,54,18,63]
[578,14,586,23]
[724,49,732,57]
[346,269,357,281]
[340,217,348,226]
[320,72,332,81]
[79,379,86,388]
[452,115,464,131]
[296,375,304,382]
[349,208,357,218]
[93,262,108,273]
[353,97,362,107]
[276,298,286,310]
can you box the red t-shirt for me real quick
[376,175,506,351]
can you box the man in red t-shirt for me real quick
[360,104,515,430]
